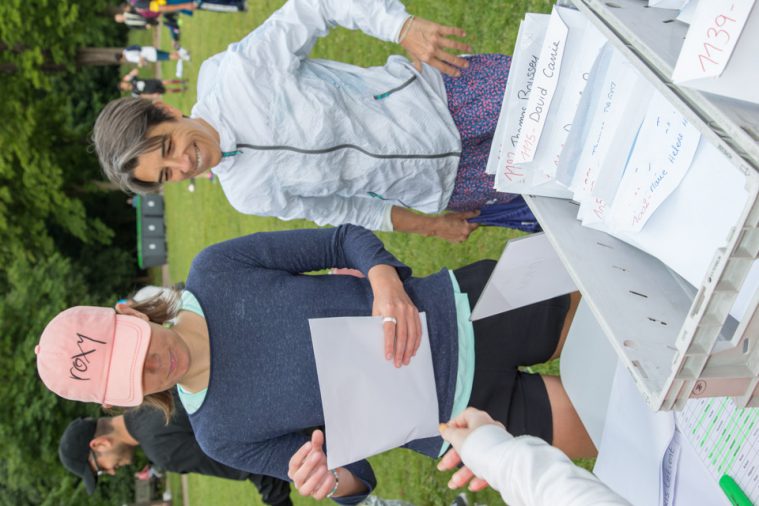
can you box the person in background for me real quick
[135,0,247,14]
[119,69,188,100]
[114,4,183,48]
[114,6,159,29]
[438,407,630,506]
[118,45,189,68]
[59,389,293,506]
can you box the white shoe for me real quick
[175,59,184,78]
[178,47,191,61]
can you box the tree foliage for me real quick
[0,1,140,503]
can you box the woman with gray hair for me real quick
[93,0,538,242]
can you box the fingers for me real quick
[437,23,467,38]
[287,440,313,480]
[437,212,479,243]
[401,17,471,78]
[460,407,497,429]
[393,312,407,368]
[432,48,471,77]
[430,59,463,78]
[437,447,462,471]
[384,319,395,361]
[378,306,421,367]
[287,431,323,481]
[469,477,490,492]
[439,36,473,55]
[459,209,481,220]
[415,309,423,355]
[401,309,422,366]
[294,451,330,497]
[448,465,476,489]
[440,423,468,450]
[311,429,325,449]
[288,431,336,499]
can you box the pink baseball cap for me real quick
[35,306,152,407]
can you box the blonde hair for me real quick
[129,287,182,423]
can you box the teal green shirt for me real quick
[176,290,208,414]
[440,269,476,456]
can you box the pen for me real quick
[719,474,753,506]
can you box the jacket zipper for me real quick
[373,75,417,100]
[234,143,461,160]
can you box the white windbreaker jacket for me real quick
[192,0,462,231]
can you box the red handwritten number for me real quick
[695,12,737,73]
[697,41,724,72]
[698,54,718,72]
[714,14,736,27]
[706,27,730,44]
[702,41,724,57]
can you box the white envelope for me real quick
[554,43,612,191]
[589,139,749,288]
[470,233,576,321]
[604,91,701,233]
[676,0,700,24]
[487,13,550,187]
[512,7,605,198]
[672,0,759,104]
[567,47,653,228]
[309,313,439,469]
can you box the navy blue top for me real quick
[185,225,458,504]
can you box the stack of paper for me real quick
[487,11,752,291]
[491,6,606,198]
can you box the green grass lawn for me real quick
[139,1,584,504]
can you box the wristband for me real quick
[325,469,340,499]
[399,15,415,43]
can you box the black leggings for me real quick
[453,260,570,444]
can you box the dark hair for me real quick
[94,417,114,438]
[92,97,175,194]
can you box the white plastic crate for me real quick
[528,0,759,410]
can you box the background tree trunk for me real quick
[75,47,124,66]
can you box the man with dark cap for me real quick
[59,389,292,506]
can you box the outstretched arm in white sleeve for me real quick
[235,0,472,76]
[438,408,631,506]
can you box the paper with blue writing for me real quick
[605,91,701,232]
[569,47,653,227]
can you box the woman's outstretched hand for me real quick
[399,16,473,77]
[437,408,498,492]
[367,264,422,368]
[288,430,335,500]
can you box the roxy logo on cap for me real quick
[69,333,106,381]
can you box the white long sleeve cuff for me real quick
[461,425,630,506]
